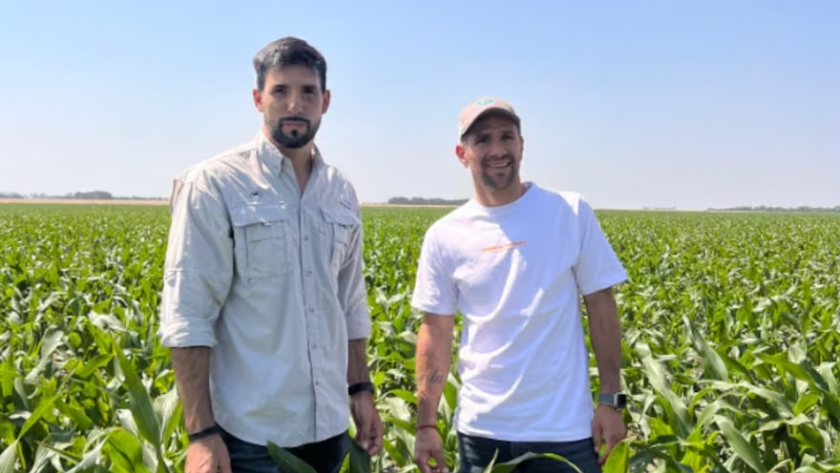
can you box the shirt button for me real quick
[306,270,312,276]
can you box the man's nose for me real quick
[286,92,304,114]
[487,140,508,157]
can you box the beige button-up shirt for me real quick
[157,131,371,447]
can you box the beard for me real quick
[479,153,519,190]
[268,116,320,149]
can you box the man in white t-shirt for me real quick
[411,97,629,473]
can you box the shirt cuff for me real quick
[157,318,217,348]
[346,308,372,339]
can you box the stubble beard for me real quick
[480,159,519,191]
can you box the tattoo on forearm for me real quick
[419,368,445,386]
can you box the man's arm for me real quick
[336,194,383,455]
[415,312,454,426]
[347,339,371,386]
[410,226,457,473]
[336,204,373,384]
[583,287,622,393]
[571,195,628,394]
[409,225,458,427]
[337,185,373,349]
[159,178,234,434]
[341,225,372,387]
[171,347,215,432]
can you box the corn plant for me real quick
[1,204,838,472]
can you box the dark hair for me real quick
[253,37,327,92]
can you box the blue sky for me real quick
[1,0,837,210]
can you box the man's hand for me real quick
[350,392,383,456]
[184,434,232,473]
[414,427,447,473]
[591,404,626,465]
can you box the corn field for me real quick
[1,204,839,473]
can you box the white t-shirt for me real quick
[410,182,628,442]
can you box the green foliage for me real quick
[1,204,839,472]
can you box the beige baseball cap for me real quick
[458,96,521,138]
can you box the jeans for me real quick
[457,432,602,473]
[219,426,350,473]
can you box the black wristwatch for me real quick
[599,392,627,410]
[187,424,221,443]
[348,381,375,397]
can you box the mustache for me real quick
[276,117,310,138]
[277,117,310,126]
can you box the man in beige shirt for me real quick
[158,37,383,473]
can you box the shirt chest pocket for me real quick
[230,203,293,280]
[318,206,360,272]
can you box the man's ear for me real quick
[321,89,331,114]
[252,88,263,112]
[455,144,468,168]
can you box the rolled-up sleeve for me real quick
[337,207,371,340]
[157,177,234,348]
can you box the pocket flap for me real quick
[321,206,360,227]
[230,203,292,228]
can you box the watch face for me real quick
[616,393,627,408]
[601,393,627,408]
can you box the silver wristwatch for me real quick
[599,392,627,410]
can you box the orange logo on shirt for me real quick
[482,240,526,253]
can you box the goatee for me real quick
[270,117,319,149]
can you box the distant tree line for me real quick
[710,205,840,213]
[387,196,469,206]
[0,191,166,201]
[2,190,835,212]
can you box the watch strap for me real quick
[187,424,221,443]
[348,381,375,396]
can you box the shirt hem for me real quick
[216,415,350,448]
[455,422,594,443]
